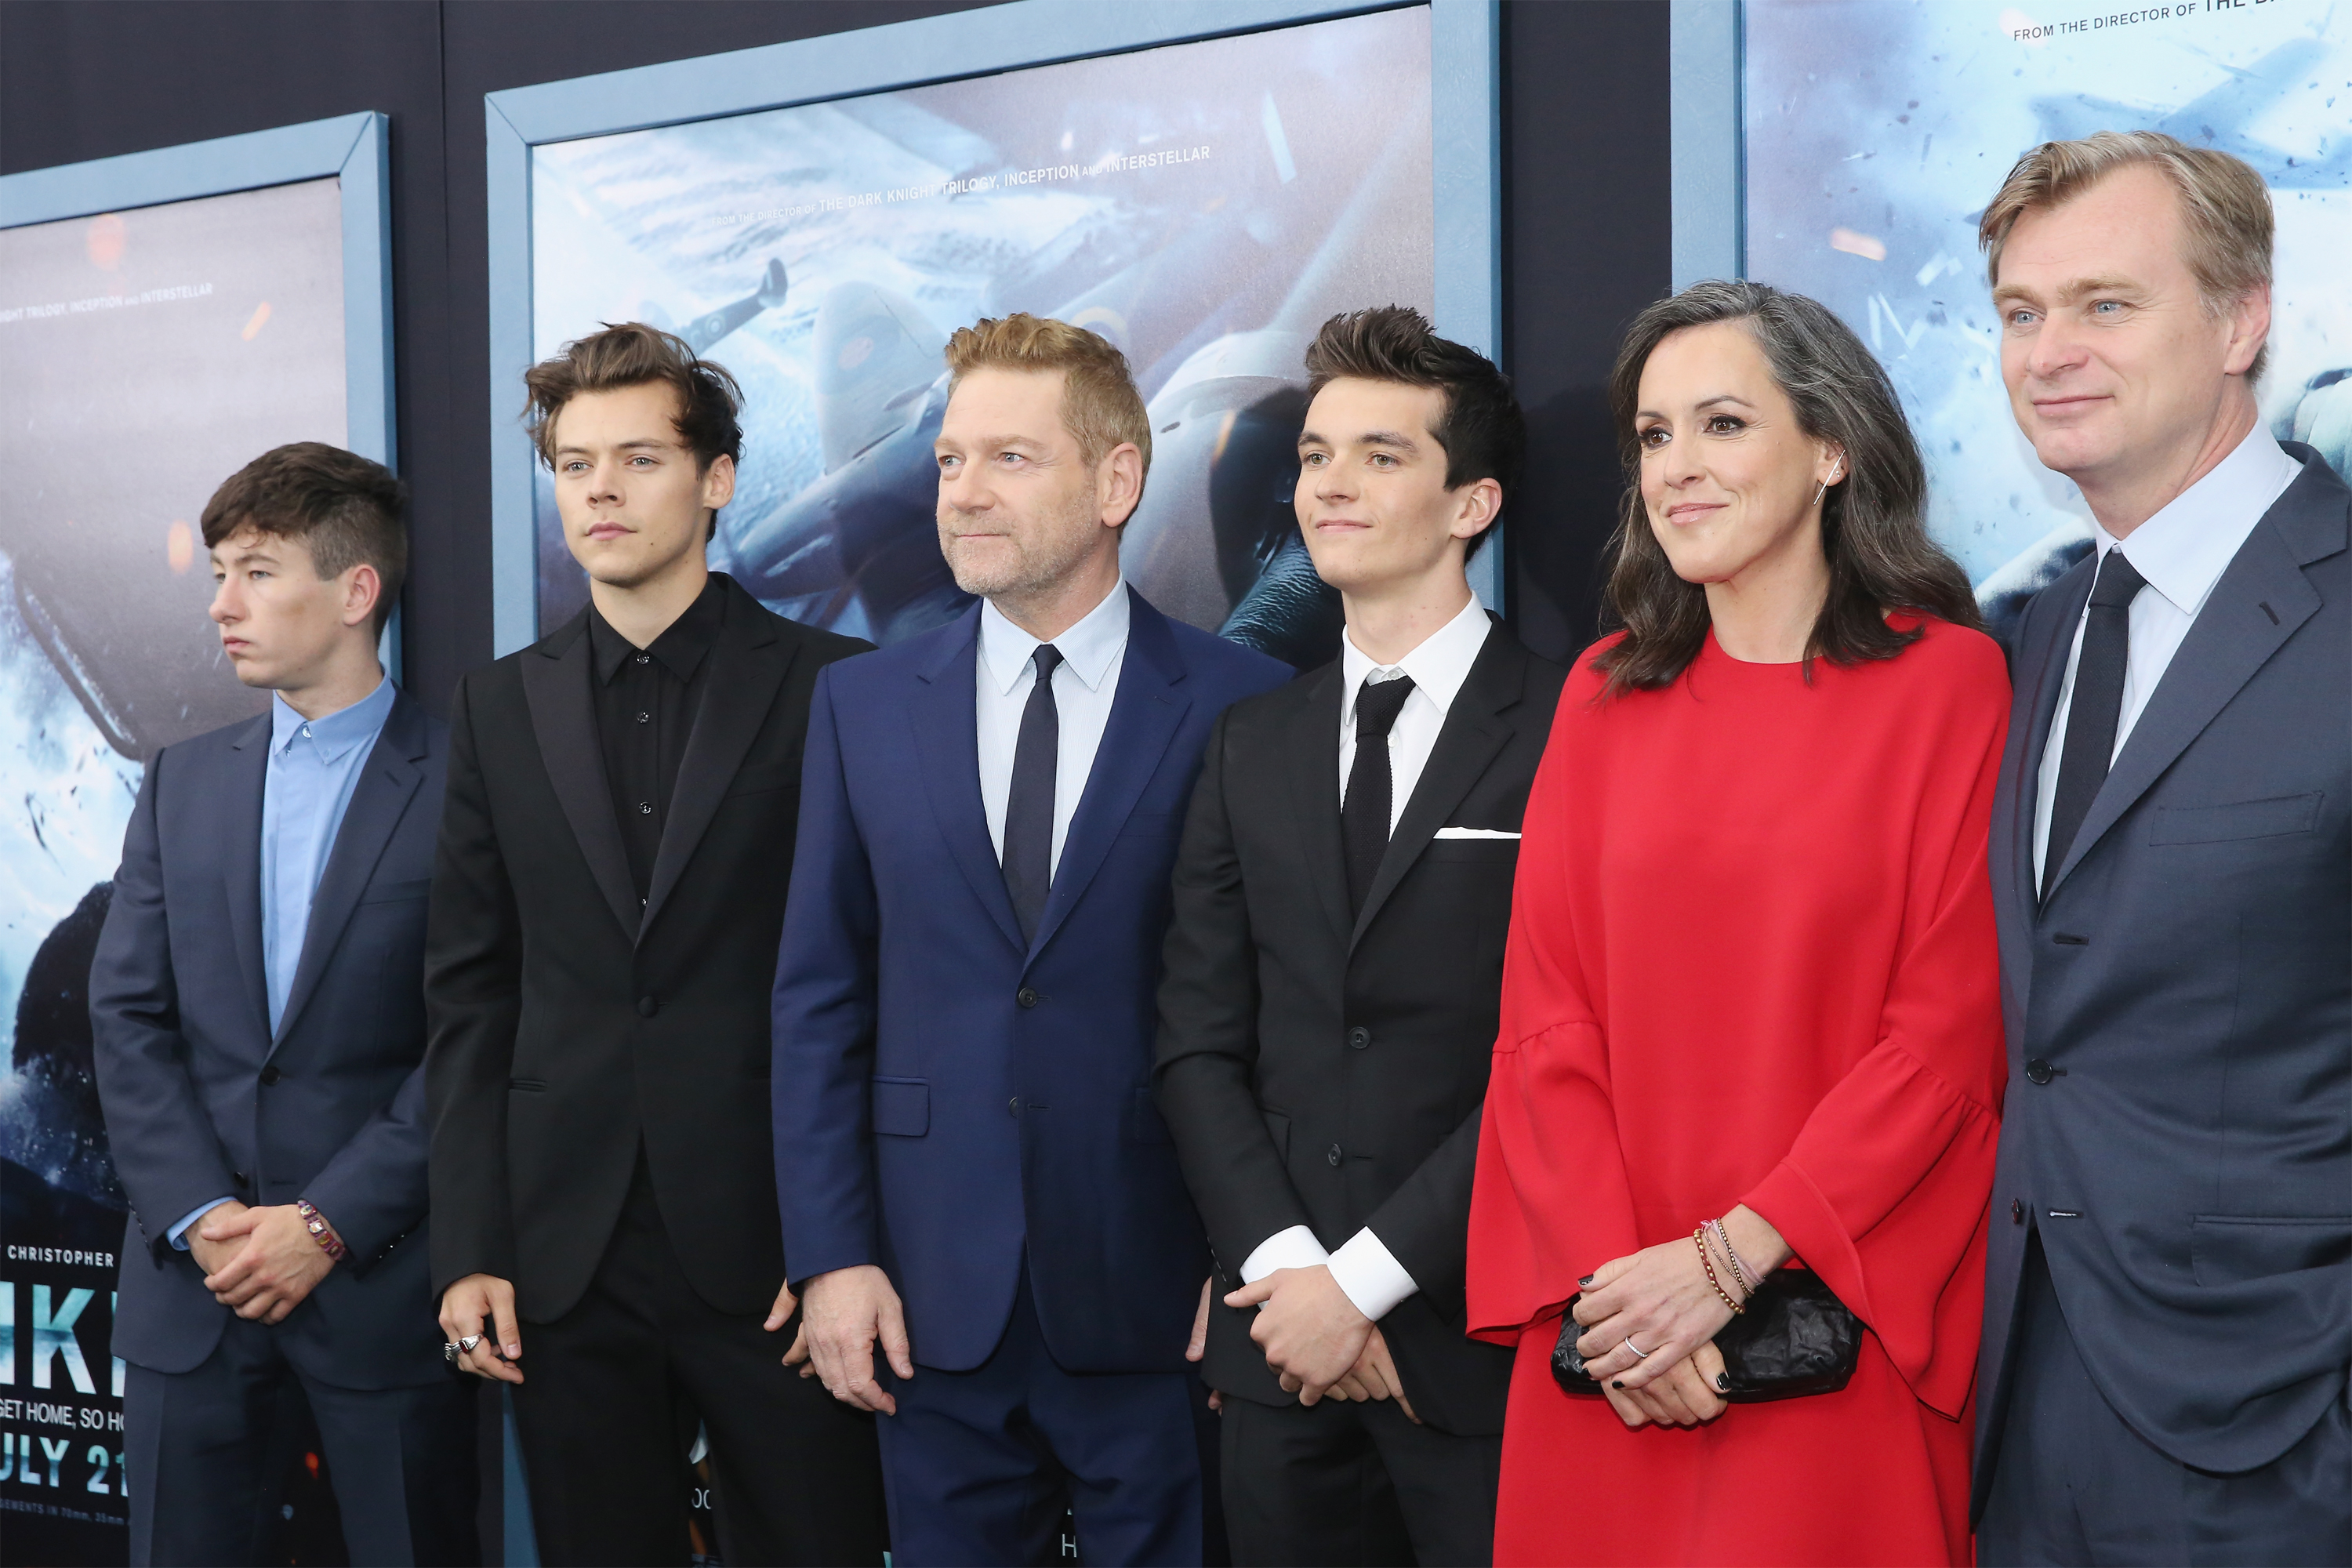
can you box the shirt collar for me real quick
[1341,593,1492,722]
[589,573,728,684]
[271,673,396,763]
[978,578,1131,696]
[2092,428,2303,620]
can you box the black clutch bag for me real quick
[1550,1269,1864,1403]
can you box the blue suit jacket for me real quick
[772,590,1290,1374]
[90,688,450,1389]
[1974,443,2350,1503]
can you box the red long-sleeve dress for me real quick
[1466,619,2009,1567]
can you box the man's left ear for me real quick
[2223,285,2271,378]
[1450,477,1503,543]
[701,453,739,511]
[341,564,383,630]
[1098,442,1146,530]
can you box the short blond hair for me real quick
[1980,130,2274,379]
[944,314,1152,483]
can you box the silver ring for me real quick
[444,1341,460,1363]
[1624,1335,1652,1360]
[459,1334,483,1354]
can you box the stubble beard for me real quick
[939,488,1102,602]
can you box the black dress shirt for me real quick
[586,575,725,902]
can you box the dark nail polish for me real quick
[1610,1380,1625,1389]
[1715,1372,1730,1391]
[1577,1274,1595,1287]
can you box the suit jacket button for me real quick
[637,995,659,1018]
[1017,987,1040,1008]
[2011,1199,2024,1225]
[259,1065,281,1087]
[2024,1058,2053,1085]
[1008,1097,1021,1116]
[1347,1026,1371,1050]
[1327,1144,1343,1167]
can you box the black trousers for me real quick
[1980,1236,2351,1567]
[123,1312,478,1567]
[1218,1390,1500,1567]
[508,1159,888,1567]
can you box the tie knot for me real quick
[2089,550,2147,610]
[1031,643,1064,683]
[1354,673,1415,740]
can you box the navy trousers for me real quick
[123,1312,477,1566]
[1980,1236,2350,1567]
[877,1266,1209,1566]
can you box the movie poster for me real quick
[0,177,350,1564]
[1743,0,2351,629]
[529,6,1437,669]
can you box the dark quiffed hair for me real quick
[200,441,408,636]
[523,321,744,539]
[1304,307,1524,559]
[1592,280,1981,698]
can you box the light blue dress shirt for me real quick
[169,673,397,1250]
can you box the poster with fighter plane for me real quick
[1740,0,2352,636]
[527,5,1438,667]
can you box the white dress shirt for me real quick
[2032,430,2303,887]
[1240,592,1494,1323]
[977,578,1130,879]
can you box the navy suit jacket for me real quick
[1975,443,2350,1504]
[90,688,450,1389]
[772,590,1290,1374]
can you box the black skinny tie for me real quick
[1344,673,1416,917]
[2043,550,2147,893]
[1002,644,1064,945]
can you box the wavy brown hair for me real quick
[1592,280,1980,698]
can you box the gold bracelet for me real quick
[1693,1226,1744,1314]
[1707,1218,1758,1297]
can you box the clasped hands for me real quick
[188,1200,340,1325]
[1570,1204,1791,1431]
[1223,1265,1417,1421]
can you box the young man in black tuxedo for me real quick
[1155,308,1566,1566]
[425,325,885,1566]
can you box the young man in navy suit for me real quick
[775,314,1290,1566]
[91,444,475,1566]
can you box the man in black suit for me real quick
[91,443,476,1565]
[1156,308,1565,1566]
[425,325,886,1566]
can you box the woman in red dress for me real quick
[1466,281,2009,1566]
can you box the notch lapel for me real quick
[518,615,642,941]
[1348,633,1519,953]
[641,590,796,939]
[270,693,426,1051]
[1284,663,1353,949]
[2043,514,2324,901]
[2009,563,2092,927]
[1026,593,1189,962]
[907,608,1025,955]
[222,713,273,1051]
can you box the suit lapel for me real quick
[2044,507,2327,901]
[222,713,273,1048]
[270,691,426,1050]
[1283,662,1353,950]
[641,584,795,940]
[1348,629,1519,953]
[1027,590,1189,963]
[908,607,1026,955]
[2010,563,2092,924]
[518,612,642,941]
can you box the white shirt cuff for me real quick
[1328,1227,1419,1322]
[1238,1225,1330,1283]
[169,1197,237,1250]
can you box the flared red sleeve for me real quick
[1465,688,1641,1344]
[1737,642,2009,1418]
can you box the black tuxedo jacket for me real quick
[425,575,869,1321]
[1154,622,1566,1436]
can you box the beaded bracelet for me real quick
[1706,1218,1759,1298]
[1693,1225,1744,1314]
[296,1200,347,1262]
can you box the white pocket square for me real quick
[1434,826,1520,840]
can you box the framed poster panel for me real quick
[0,110,393,1564]
[1675,0,2349,630]
[485,0,1502,661]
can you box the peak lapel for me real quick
[223,713,273,1048]
[518,615,642,941]
[2044,514,2324,902]
[641,594,794,940]
[1285,663,1353,949]
[1348,633,1519,952]
[908,609,1026,955]
[270,694,426,1050]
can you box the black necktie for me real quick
[1002,644,1063,945]
[1344,673,1416,917]
[2043,550,2147,892]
